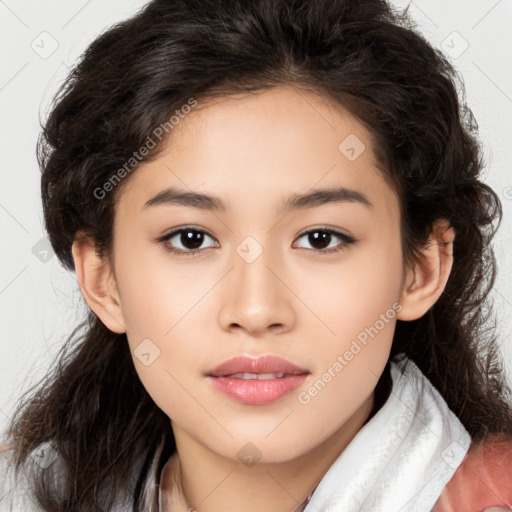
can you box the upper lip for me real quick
[207,355,310,377]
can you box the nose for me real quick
[218,247,296,337]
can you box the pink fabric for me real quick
[432,436,512,512]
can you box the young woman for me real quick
[1,0,512,511]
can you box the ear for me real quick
[397,219,455,321]
[71,231,126,333]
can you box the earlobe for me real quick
[397,219,455,322]
[71,231,126,334]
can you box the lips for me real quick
[207,355,309,378]
[206,355,310,405]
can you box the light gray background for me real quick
[1,0,512,436]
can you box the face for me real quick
[108,85,405,463]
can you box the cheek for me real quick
[113,238,211,342]
[296,231,403,348]
[131,354,200,425]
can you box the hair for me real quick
[3,0,512,510]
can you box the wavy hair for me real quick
[4,0,512,510]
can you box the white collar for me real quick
[303,355,471,512]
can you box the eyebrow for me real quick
[142,185,372,212]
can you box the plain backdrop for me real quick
[1,0,512,436]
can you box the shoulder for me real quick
[1,442,152,512]
[432,435,512,512]
[0,444,41,511]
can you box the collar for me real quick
[303,354,471,512]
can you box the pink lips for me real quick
[206,355,310,405]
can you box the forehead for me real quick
[115,85,397,218]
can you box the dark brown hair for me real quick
[4,0,512,510]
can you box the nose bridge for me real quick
[233,234,280,302]
[218,234,295,333]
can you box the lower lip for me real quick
[208,374,309,405]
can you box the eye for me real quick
[158,227,218,256]
[293,227,356,254]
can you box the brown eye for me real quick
[158,227,218,256]
[294,228,356,254]
[177,229,206,250]
[306,231,332,250]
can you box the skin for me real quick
[72,85,455,512]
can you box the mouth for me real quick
[206,355,310,405]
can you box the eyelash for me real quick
[157,226,357,257]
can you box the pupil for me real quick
[309,231,330,249]
[182,230,204,249]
